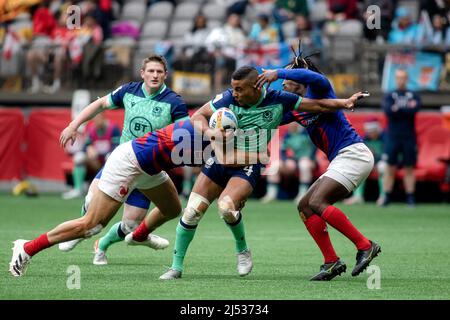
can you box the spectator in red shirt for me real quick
[327,0,358,20]
[32,0,56,37]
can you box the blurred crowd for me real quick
[0,0,449,92]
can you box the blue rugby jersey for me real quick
[131,120,209,175]
[278,69,363,161]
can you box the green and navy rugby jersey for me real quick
[210,87,302,152]
[107,81,189,143]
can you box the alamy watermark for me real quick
[366,265,381,290]
[366,5,381,30]
[66,265,81,289]
[66,5,81,30]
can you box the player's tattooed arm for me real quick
[298,92,367,113]
[60,95,110,147]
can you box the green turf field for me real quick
[0,194,449,300]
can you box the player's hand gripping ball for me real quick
[209,108,238,130]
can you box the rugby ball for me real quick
[209,108,238,130]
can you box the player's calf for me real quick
[59,219,103,251]
[306,193,330,216]
[59,191,95,252]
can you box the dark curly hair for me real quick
[286,39,323,75]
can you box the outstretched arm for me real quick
[297,92,368,113]
[60,96,110,148]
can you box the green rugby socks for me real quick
[225,212,248,253]
[171,221,197,272]
[98,222,125,252]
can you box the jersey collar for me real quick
[142,83,166,99]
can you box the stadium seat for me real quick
[168,19,193,39]
[140,20,169,40]
[207,19,223,30]
[329,36,358,62]
[201,3,226,21]
[120,1,147,25]
[147,1,174,20]
[336,20,363,37]
[137,38,160,52]
[173,2,201,20]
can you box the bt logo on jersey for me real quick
[129,117,153,137]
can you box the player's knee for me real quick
[70,219,88,238]
[297,195,309,213]
[181,192,210,226]
[81,215,103,238]
[299,211,307,222]
[73,218,103,238]
[218,196,239,223]
[181,206,204,226]
[84,223,103,238]
[121,219,139,234]
[308,194,326,214]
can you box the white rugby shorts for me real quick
[322,143,374,192]
[98,142,169,202]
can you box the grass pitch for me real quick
[0,194,449,300]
